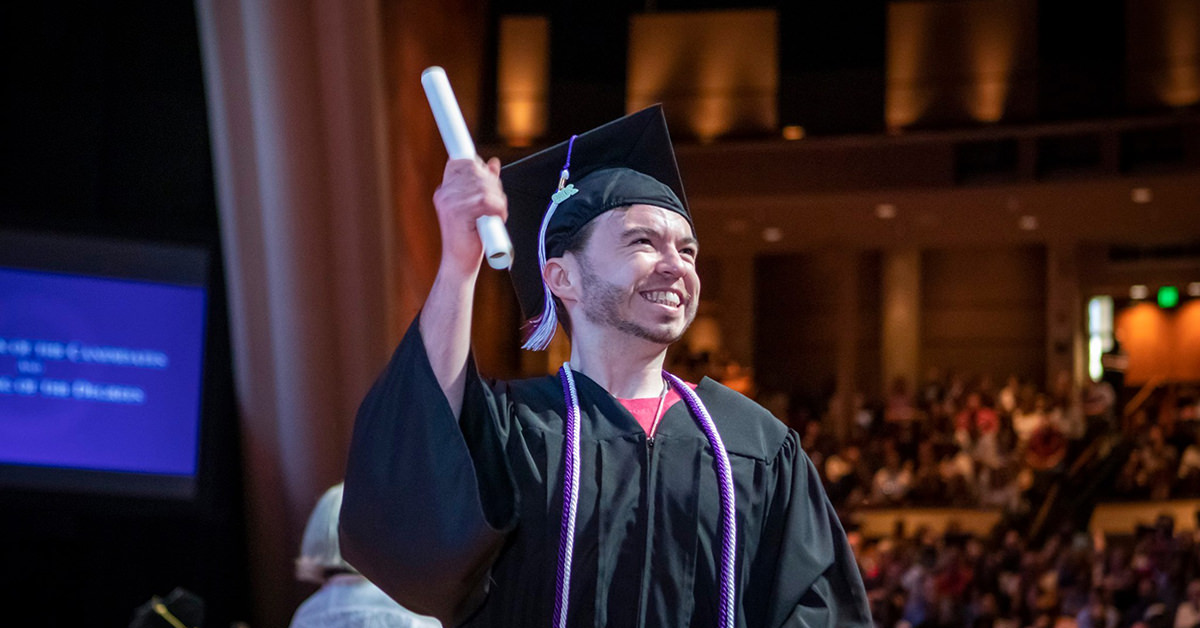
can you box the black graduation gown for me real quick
[340,321,872,627]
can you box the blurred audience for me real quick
[796,369,1200,513]
[857,518,1200,628]
[671,351,1200,627]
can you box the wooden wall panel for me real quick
[924,309,1045,341]
[1117,303,1172,385]
[755,251,881,412]
[857,252,883,400]
[1118,300,1200,384]
[921,246,1046,383]
[1176,301,1200,382]
[757,253,839,407]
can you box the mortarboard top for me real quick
[500,105,692,348]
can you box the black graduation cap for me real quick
[500,105,691,350]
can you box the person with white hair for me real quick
[289,483,441,628]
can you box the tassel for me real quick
[521,184,579,350]
[521,135,580,351]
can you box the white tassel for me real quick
[521,184,579,351]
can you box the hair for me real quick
[295,483,356,584]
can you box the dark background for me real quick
[1,3,248,627]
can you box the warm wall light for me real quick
[1131,284,1150,300]
[967,6,1019,123]
[887,0,1035,130]
[1131,187,1153,204]
[762,227,784,243]
[1189,282,1200,297]
[885,5,931,130]
[876,203,897,219]
[1018,215,1038,231]
[781,125,806,140]
[1128,0,1200,108]
[497,15,549,147]
[1161,0,1200,106]
[629,9,778,141]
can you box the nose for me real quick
[656,246,686,278]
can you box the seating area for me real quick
[665,345,1200,626]
[794,368,1200,627]
[805,371,1199,513]
[852,505,1200,627]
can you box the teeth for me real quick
[643,291,681,306]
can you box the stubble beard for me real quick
[577,256,694,345]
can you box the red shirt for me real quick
[616,381,697,437]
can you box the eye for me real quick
[630,237,654,247]
[680,246,697,259]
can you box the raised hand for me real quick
[432,156,507,278]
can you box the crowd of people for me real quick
[785,367,1200,628]
[852,514,1200,628]
[797,370,1200,515]
[627,346,1200,626]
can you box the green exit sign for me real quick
[1158,285,1180,308]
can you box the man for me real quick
[340,106,870,627]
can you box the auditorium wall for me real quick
[920,245,1048,386]
[755,251,882,415]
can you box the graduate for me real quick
[340,105,871,627]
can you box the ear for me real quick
[543,254,580,305]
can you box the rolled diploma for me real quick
[421,66,514,270]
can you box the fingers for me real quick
[440,157,486,186]
[441,156,499,179]
[434,157,504,225]
[486,158,507,221]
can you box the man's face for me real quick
[572,204,699,346]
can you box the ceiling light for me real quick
[762,227,784,243]
[875,203,897,219]
[1188,282,1200,297]
[1130,284,1149,300]
[1018,215,1038,231]
[1131,187,1153,204]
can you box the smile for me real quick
[641,290,683,307]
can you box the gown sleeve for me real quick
[758,433,873,627]
[339,318,518,627]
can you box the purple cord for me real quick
[553,366,581,628]
[553,366,737,628]
[560,134,578,185]
[665,371,737,628]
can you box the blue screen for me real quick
[0,267,207,477]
